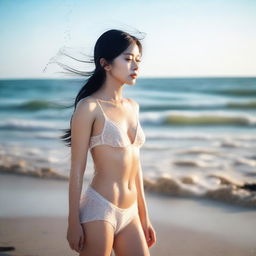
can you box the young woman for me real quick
[62,29,156,256]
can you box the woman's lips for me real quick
[130,74,137,79]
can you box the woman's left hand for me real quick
[141,218,157,248]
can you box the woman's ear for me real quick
[100,58,111,71]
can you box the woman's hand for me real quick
[141,218,157,248]
[67,221,85,253]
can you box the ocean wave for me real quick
[172,159,221,168]
[34,132,60,139]
[2,98,256,115]
[0,119,59,131]
[145,132,256,141]
[208,89,256,97]
[143,174,256,208]
[1,100,67,111]
[0,159,68,180]
[1,114,254,132]
[234,157,256,167]
[176,148,220,155]
[140,100,256,111]
[1,155,256,208]
[227,101,256,109]
[219,139,252,148]
[165,114,254,126]
[141,111,256,126]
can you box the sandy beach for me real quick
[0,173,256,256]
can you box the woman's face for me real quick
[108,42,142,85]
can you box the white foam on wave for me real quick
[0,119,57,130]
[144,130,256,141]
[172,158,221,168]
[140,110,256,125]
[218,139,252,148]
[234,157,256,167]
[176,147,220,156]
[143,172,256,208]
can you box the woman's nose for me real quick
[133,61,139,70]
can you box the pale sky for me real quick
[0,0,255,78]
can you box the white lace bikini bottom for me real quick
[79,185,138,235]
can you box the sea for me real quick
[0,77,256,208]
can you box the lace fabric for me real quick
[89,98,146,150]
[79,185,138,235]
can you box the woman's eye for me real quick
[126,59,141,62]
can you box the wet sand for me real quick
[0,173,256,256]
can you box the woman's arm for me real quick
[127,98,157,248]
[68,98,96,225]
[136,156,157,248]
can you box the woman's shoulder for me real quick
[75,96,98,116]
[77,95,98,107]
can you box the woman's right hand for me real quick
[67,221,85,253]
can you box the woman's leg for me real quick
[80,220,115,256]
[113,214,150,256]
[79,186,116,256]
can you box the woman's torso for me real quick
[86,95,145,209]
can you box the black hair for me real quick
[59,29,145,147]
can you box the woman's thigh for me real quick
[113,214,150,256]
[80,220,115,256]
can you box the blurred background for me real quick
[1,0,255,207]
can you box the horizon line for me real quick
[1,75,256,80]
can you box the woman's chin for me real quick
[126,79,137,85]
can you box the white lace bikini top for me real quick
[89,98,146,150]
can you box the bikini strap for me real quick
[95,98,107,119]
